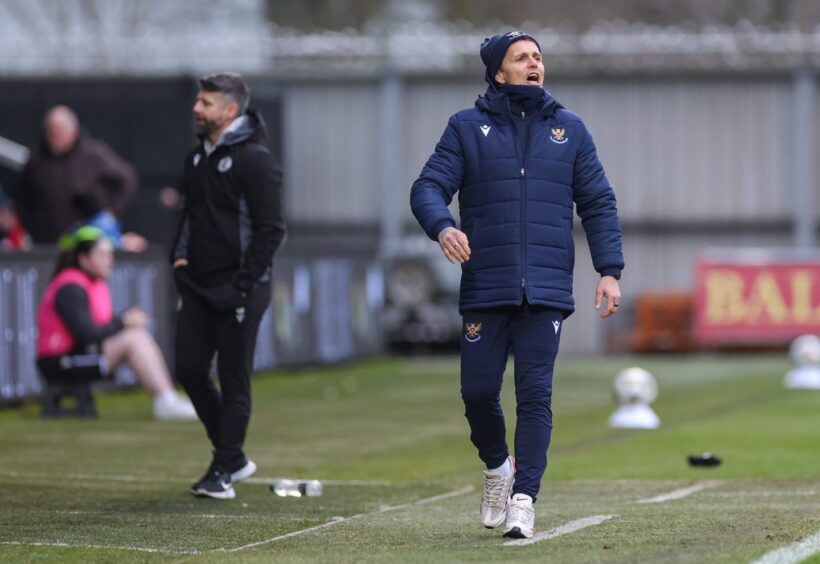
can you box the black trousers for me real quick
[174,282,271,470]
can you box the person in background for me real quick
[37,226,196,420]
[63,191,148,252]
[0,189,31,251]
[172,72,286,499]
[12,105,138,244]
[411,31,624,539]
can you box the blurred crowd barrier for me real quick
[0,235,384,405]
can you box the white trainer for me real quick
[153,392,198,421]
[480,457,516,528]
[230,459,257,483]
[503,493,535,539]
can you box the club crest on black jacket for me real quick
[173,109,286,301]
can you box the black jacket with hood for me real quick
[172,110,286,308]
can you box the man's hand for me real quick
[438,226,471,264]
[595,275,621,318]
[173,258,188,268]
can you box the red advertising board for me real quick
[694,252,820,344]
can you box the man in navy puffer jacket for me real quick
[411,31,624,539]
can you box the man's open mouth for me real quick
[526,72,540,83]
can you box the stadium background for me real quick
[1,2,820,561]
[4,1,819,348]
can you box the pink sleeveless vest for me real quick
[37,267,113,357]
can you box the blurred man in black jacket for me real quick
[172,72,286,499]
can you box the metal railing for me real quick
[0,239,384,405]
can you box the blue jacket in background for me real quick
[410,86,624,315]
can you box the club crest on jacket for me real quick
[464,322,483,343]
[218,156,233,172]
[549,128,568,144]
[193,153,201,167]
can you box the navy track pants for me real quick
[460,302,563,502]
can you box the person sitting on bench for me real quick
[37,226,196,420]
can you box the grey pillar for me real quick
[792,63,816,249]
[378,70,403,258]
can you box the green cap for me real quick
[57,225,106,251]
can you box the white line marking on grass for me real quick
[50,510,276,520]
[503,515,617,547]
[0,468,182,483]
[3,483,441,556]
[752,530,820,564]
[0,541,199,556]
[0,468,390,487]
[243,477,392,486]
[221,485,474,553]
[707,491,817,498]
[636,481,720,504]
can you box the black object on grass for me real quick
[688,453,722,467]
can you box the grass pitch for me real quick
[1,354,819,562]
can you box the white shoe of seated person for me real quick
[153,392,198,421]
[480,457,515,528]
[503,493,535,539]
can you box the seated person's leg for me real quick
[37,349,106,384]
[102,328,196,420]
[103,327,174,394]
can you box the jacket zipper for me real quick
[520,110,532,301]
[509,110,525,300]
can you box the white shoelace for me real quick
[483,474,509,509]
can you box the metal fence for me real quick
[0,236,384,405]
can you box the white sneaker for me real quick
[153,392,198,421]
[480,457,516,528]
[503,493,535,539]
[230,459,257,483]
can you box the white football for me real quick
[790,334,820,366]
[613,367,658,405]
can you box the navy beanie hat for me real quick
[480,31,541,85]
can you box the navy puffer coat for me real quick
[410,86,624,315]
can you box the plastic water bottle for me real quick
[302,479,322,497]
[270,479,322,497]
